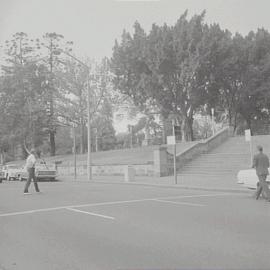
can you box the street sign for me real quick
[245,129,251,142]
[167,136,176,145]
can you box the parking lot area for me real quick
[0,180,270,270]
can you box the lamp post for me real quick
[72,123,77,180]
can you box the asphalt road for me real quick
[0,180,269,270]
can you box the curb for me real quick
[59,177,252,194]
[92,180,253,194]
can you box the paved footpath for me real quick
[60,173,251,193]
[0,180,270,270]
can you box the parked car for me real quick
[0,165,5,183]
[19,160,57,181]
[237,169,270,189]
[17,166,27,181]
[3,164,22,181]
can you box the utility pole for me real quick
[72,124,77,180]
[86,72,92,180]
[172,119,177,184]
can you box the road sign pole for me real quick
[170,120,178,184]
[73,126,77,180]
[174,143,177,184]
[249,136,253,167]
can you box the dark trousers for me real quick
[24,168,40,193]
[255,174,270,200]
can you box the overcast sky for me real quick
[1,0,270,60]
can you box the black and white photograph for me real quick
[1,0,270,269]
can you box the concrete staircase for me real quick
[177,135,270,188]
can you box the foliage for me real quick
[111,12,214,141]
[111,12,270,139]
[0,32,117,160]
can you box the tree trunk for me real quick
[80,121,85,154]
[186,117,194,141]
[180,116,194,142]
[233,112,238,134]
[181,119,186,142]
[246,118,252,135]
[49,131,56,156]
[228,109,233,126]
[161,116,167,144]
[49,40,56,156]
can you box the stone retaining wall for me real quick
[57,163,154,177]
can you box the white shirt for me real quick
[26,154,36,169]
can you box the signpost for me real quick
[167,136,176,145]
[245,129,253,166]
[71,125,77,180]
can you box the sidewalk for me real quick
[58,174,252,193]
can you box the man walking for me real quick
[24,148,40,194]
[253,145,270,201]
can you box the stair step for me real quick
[178,173,237,177]
[180,135,270,178]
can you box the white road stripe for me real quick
[157,193,239,200]
[152,199,205,207]
[65,208,115,220]
[0,199,150,217]
[0,207,66,217]
[68,198,151,208]
[0,192,242,217]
